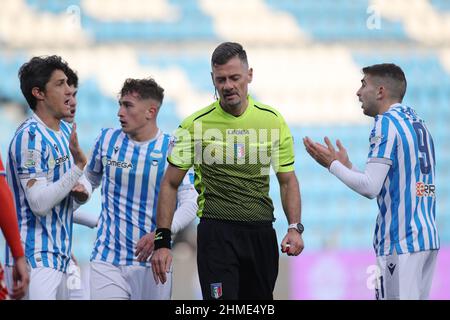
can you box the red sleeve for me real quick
[0,156,24,259]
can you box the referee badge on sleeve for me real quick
[210,282,222,299]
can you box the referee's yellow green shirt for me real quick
[168,95,295,222]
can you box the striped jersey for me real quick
[367,103,439,256]
[87,128,194,266]
[5,114,75,271]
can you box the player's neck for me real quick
[379,99,401,115]
[34,107,61,131]
[128,124,159,142]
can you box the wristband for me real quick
[154,228,172,250]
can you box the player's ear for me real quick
[376,86,385,100]
[146,104,158,119]
[248,68,253,84]
[32,87,45,101]
[210,72,215,86]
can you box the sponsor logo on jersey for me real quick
[210,283,222,299]
[227,129,250,135]
[48,155,70,169]
[416,182,435,197]
[370,135,383,144]
[101,156,133,169]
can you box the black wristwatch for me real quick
[288,223,304,235]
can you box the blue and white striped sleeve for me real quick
[367,115,396,166]
[16,127,48,180]
[85,129,107,189]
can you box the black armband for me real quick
[154,228,172,250]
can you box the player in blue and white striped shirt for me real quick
[5,56,91,299]
[86,78,197,300]
[304,63,439,300]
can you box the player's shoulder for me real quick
[14,116,37,134]
[251,98,283,119]
[99,128,124,147]
[161,131,173,141]
[97,127,120,139]
[371,113,400,141]
[179,102,217,128]
[374,112,396,126]
[154,130,173,145]
[11,117,40,144]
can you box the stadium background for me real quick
[0,0,449,299]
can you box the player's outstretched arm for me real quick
[303,136,352,169]
[303,136,390,199]
[150,164,187,284]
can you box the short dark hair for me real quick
[211,42,248,66]
[362,63,407,101]
[18,55,71,110]
[66,66,78,88]
[120,77,164,106]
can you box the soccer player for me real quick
[151,42,304,300]
[60,66,95,300]
[303,63,439,300]
[0,153,29,300]
[63,66,78,124]
[61,64,96,228]
[85,77,198,300]
[5,55,91,299]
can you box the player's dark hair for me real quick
[211,42,248,67]
[120,77,164,106]
[18,55,71,110]
[66,66,78,88]
[362,63,407,101]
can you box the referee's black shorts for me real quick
[197,218,279,300]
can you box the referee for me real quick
[151,42,304,300]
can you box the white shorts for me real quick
[66,260,90,300]
[375,249,438,300]
[90,260,172,300]
[4,262,88,300]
